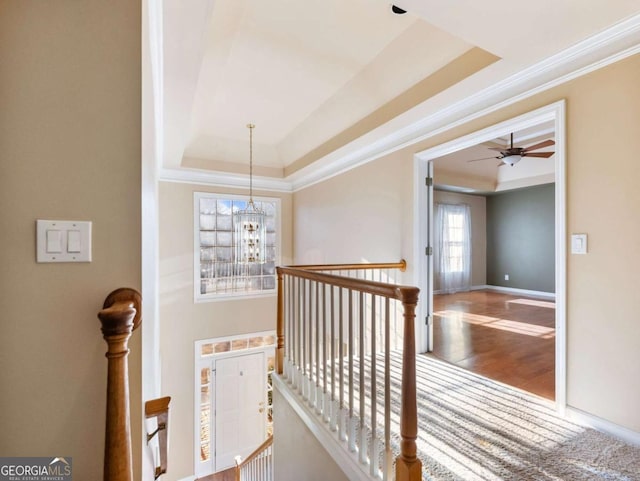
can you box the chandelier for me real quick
[235,124,266,265]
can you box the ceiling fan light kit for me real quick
[503,154,522,166]
[466,132,555,166]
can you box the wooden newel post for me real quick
[276,269,284,375]
[98,288,142,481]
[396,288,422,481]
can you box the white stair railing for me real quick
[275,261,421,481]
[234,435,273,481]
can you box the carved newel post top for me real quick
[99,304,136,337]
[98,287,142,338]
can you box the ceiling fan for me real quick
[468,133,555,166]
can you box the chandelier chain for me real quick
[248,123,255,203]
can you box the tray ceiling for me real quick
[162,0,640,181]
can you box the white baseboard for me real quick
[434,286,486,295]
[566,407,640,447]
[476,284,556,300]
[434,285,556,300]
[177,477,196,481]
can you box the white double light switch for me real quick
[37,220,92,263]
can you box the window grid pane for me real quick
[197,194,278,298]
[445,211,465,273]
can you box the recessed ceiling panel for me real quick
[184,0,491,169]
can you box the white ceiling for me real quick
[183,0,474,169]
[162,0,640,181]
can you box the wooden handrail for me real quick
[98,287,142,481]
[290,259,406,272]
[145,396,171,480]
[235,435,273,470]
[145,396,171,418]
[276,261,413,377]
[276,266,418,303]
[275,261,421,481]
[234,435,273,481]
[275,264,418,378]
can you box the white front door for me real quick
[215,351,265,471]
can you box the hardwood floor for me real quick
[430,289,555,399]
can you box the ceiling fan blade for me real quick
[523,139,555,152]
[467,156,500,163]
[523,151,554,158]
[488,147,505,151]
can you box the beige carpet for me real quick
[391,354,640,481]
[290,350,639,480]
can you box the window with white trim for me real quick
[195,192,279,300]
[434,202,472,293]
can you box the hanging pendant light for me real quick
[235,124,267,265]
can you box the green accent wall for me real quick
[486,183,555,293]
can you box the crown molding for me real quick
[414,101,561,162]
[288,12,640,191]
[159,167,293,192]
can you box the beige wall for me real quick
[273,387,349,481]
[433,190,487,289]
[293,53,640,433]
[158,181,292,480]
[293,150,415,283]
[0,1,142,479]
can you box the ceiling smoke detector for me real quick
[391,5,407,14]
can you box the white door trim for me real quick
[413,100,567,413]
[194,331,276,478]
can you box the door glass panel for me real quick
[231,338,248,351]
[201,341,231,356]
[199,366,211,462]
[266,352,275,436]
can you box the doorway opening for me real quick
[414,101,566,409]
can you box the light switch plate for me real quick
[37,220,92,263]
[571,234,587,255]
